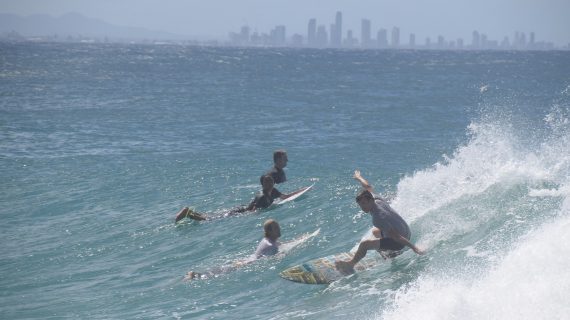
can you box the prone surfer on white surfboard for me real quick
[184,219,282,280]
[335,170,425,275]
[174,175,309,223]
[185,219,318,280]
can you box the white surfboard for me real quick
[279,228,320,253]
[274,184,314,205]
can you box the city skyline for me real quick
[0,10,563,50]
[0,0,569,46]
[229,11,559,50]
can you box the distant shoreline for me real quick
[1,37,569,52]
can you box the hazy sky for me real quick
[1,0,569,44]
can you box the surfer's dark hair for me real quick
[261,175,275,194]
[356,189,374,202]
[273,149,287,162]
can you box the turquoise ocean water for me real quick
[1,43,569,319]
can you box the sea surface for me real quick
[1,42,569,319]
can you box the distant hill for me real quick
[0,12,186,40]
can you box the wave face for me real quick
[379,106,570,320]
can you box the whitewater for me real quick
[379,108,570,319]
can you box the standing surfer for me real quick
[335,170,424,274]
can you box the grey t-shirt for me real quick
[254,237,279,258]
[370,198,411,240]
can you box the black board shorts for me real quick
[377,238,406,256]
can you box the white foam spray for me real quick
[380,212,570,320]
[373,105,570,320]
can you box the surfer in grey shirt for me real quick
[254,219,281,258]
[335,170,424,274]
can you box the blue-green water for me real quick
[1,43,569,319]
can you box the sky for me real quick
[1,0,569,45]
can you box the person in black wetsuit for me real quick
[174,175,307,223]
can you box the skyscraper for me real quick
[391,27,400,47]
[240,26,250,44]
[316,25,328,47]
[437,35,445,49]
[344,30,357,48]
[409,33,416,48]
[472,30,480,49]
[308,19,317,47]
[291,34,303,47]
[457,38,464,49]
[331,11,343,47]
[330,24,336,46]
[480,33,487,49]
[520,32,527,48]
[271,25,286,46]
[377,29,388,48]
[361,19,371,48]
[501,36,510,49]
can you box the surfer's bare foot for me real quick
[184,271,199,281]
[175,207,189,223]
[335,260,355,275]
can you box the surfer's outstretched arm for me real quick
[354,170,374,193]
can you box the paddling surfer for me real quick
[184,219,282,280]
[175,175,308,222]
